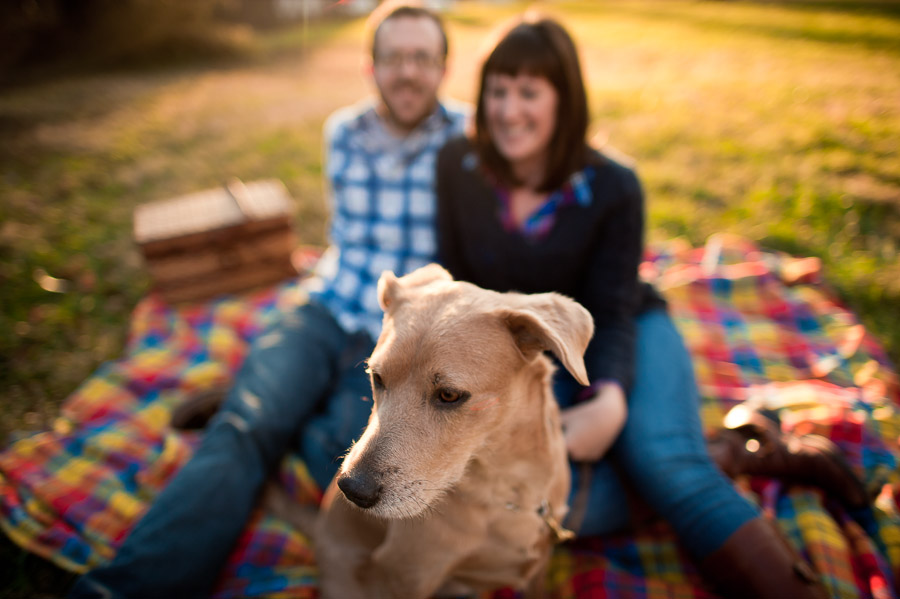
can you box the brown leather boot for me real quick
[707,406,870,511]
[699,516,829,599]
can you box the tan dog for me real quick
[314,264,594,599]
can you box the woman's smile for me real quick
[484,72,559,179]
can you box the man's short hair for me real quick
[369,2,449,61]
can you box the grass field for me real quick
[1,0,898,594]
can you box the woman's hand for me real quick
[560,382,627,462]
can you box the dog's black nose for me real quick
[337,470,382,509]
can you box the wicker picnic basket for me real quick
[133,178,299,303]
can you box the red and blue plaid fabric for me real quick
[2,236,899,598]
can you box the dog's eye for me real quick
[370,371,384,390]
[432,388,471,409]
[438,388,461,403]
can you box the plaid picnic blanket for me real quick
[2,235,900,598]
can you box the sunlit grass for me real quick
[546,0,900,372]
[0,18,360,445]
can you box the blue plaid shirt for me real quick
[308,99,469,340]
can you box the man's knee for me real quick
[210,390,301,464]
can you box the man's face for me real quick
[372,16,446,133]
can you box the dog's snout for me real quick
[337,469,382,509]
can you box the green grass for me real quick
[0,17,364,446]
[1,0,899,593]
[555,0,900,371]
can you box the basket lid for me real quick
[134,179,292,244]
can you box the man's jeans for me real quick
[561,309,758,560]
[69,300,374,599]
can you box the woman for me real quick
[436,15,833,598]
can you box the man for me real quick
[68,4,468,597]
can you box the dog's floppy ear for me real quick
[502,294,594,386]
[378,264,453,311]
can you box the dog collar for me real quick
[537,500,575,544]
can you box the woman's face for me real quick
[483,72,559,174]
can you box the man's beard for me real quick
[380,79,435,131]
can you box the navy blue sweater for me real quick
[436,136,665,394]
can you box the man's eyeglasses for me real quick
[374,51,444,71]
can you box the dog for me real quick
[312,264,595,599]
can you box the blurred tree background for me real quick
[1,0,246,82]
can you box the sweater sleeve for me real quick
[435,139,471,281]
[578,166,646,395]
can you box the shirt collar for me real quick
[465,150,596,207]
[354,99,452,153]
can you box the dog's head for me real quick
[336,264,593,519]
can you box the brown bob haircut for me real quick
[473,16,589,192]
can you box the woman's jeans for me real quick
[561,309,758,559]
[69,300,375,599]
[69,305,756,598]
